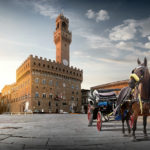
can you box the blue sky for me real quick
[0,0,150,91]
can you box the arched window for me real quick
[62,21,67,30]
[56,23,59,30]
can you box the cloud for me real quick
[115,41,136,51]
[109,17,150,41]
[85,9,109,22]
[80,32,113,49]
[85,9,95,19]
[109,19,137,41]
[16,0,60,19]
[96,10,110,22]
[145,42,150,49]
[32,1,59,19]
[138,17,150,37]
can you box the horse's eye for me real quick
[140,69,144,75]
[131,69,134,73]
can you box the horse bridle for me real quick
[129,66,145,89]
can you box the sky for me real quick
[0,0,150,91]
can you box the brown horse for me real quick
[130,57,150,140]
[117,87,133,136]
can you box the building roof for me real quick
[91,79,129,90]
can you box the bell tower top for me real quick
[54,14,72,66]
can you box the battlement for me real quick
[31,55,82,72]
[16,55,82,82]
[56,14,69,23]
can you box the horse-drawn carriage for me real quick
[88,57,150,141]
[88,89,120,131]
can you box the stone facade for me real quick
[81,89,90,114]
[1,14,83,113]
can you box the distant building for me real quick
[81,89,90,113]
[91,79,129,95]
[1,14,83,113]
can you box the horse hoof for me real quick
[128,133,132,137]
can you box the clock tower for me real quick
[54,14,72,66]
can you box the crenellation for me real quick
[35,55,38,59]
[29,54,33,59]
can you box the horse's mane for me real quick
[140,67,150,99]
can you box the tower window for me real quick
[56,23,59,30]
[38,101,40,106]
[62,22,67,30]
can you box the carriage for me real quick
[88,89,120,131]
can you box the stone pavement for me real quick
[0,114,150,150]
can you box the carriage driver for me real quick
[88,90,98,126]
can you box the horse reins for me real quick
[130,72,144,114]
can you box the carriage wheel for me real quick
[97,111,102,131]
[129,115,134,129]
[87,104,91,121]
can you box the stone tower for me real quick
[54,14,72,66]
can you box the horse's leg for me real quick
[143,115,148,137]
[126,112,131,135]
[132,115,137,141]
[121,110,125,135]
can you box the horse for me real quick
[116,87,133,136]
[129,57,150,140]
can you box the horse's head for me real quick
[129,57,148,89]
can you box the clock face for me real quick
[63,59,68,66]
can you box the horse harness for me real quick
[129,73,150,114]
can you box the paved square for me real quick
[0,114,150,150]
